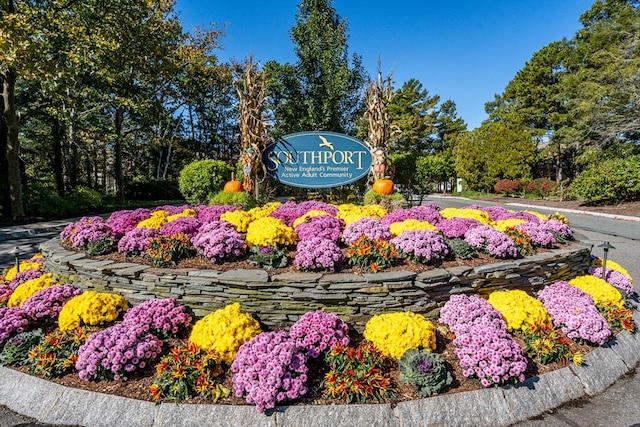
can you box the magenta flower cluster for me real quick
[464,226,518,258]
[21,285,83,321]
[159,216,202,238]
[122,298,192,338]
[539,219,573,242]
[440,294,506,335]
[588,266,634,297]
[390,230,449,264]
[106,208,151,238]
[76,323,163,381]
[0,307,30,346]
[293,238,345,272]
[196,205,239,223]
[440,294,527,387]
[117,227,159,257]
[0,285,11,303]
[7,268,44,290]
[60,216,114,249]
[289,310,350,358]
[231,331,308,412]
[514,222,556,248]
[380,205,443,226]
[342,217,391,245]
[295,215,344,242]
[537,281,611,345]
[270,201,337,226]
[155,204,190,215]
[436,217,482,238]
[470,205,540,223]
[191,222,247,263]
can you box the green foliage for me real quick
[150,341,229,404]
[209,191,256,209]
[29,327,97,379]
[0,330,43,366]
[178,159,234,205]
[86,237,116,256]
[266,0,367,135]
[444,238,479,260]
[415,154,454,194]
[453,122,536,192]
[69,186,103,211]
[248,245,289,270]
[568,155,640,203]
[388,79,439,152]
[363,189,406,212]
[323,342,395,403]
[398,348,452,397]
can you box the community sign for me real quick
[263,131,373,189]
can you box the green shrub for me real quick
[569,156,640,203]
[209,191,256,209]
[68,186,103,211]
[23,181,70,217]
[178,159,233,205]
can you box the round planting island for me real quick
[40,237,593,327]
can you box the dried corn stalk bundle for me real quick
[234,56,268,197]
[365,64,394,181]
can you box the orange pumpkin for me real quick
[223,173,244,193]
[372,179,394,195]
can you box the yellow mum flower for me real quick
[492,218,527,232]
[569,275,624,308]
[8,273,58,307]
[488,289,551,332]
[292,210,330,228]
[166,208,196,222]
[364,311,436,359]
[524,210,548,220]
[220,210,253,232]
[58,291,128,331]
[137,210,168,229]
[246,217,297,247]
[389,219,438,236]
[2,261,44,283]
[189,303,261,365]
[439,208,491,225]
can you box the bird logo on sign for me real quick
[318,135,334,150]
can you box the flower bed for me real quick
[0,254,636,413]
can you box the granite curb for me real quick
[1,315,639,427]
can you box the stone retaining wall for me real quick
[40,238,593,328]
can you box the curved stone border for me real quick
[40,238,593,327]
[1,310,639,427]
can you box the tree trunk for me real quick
[2,69,24,220]
[52,118,65,196]
[0,86,9,220]
[114,108,125,203]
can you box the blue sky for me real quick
[174,0,593,130]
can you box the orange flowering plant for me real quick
[345,236,399,273]
[323,342,395,403]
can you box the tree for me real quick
[388,78,440,152]
[266,0,367,135]
[453,122,536,192]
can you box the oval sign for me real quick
[262,131,373,189]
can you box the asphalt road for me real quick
[0,199,639,426]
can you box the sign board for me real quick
[263,131,373,189]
